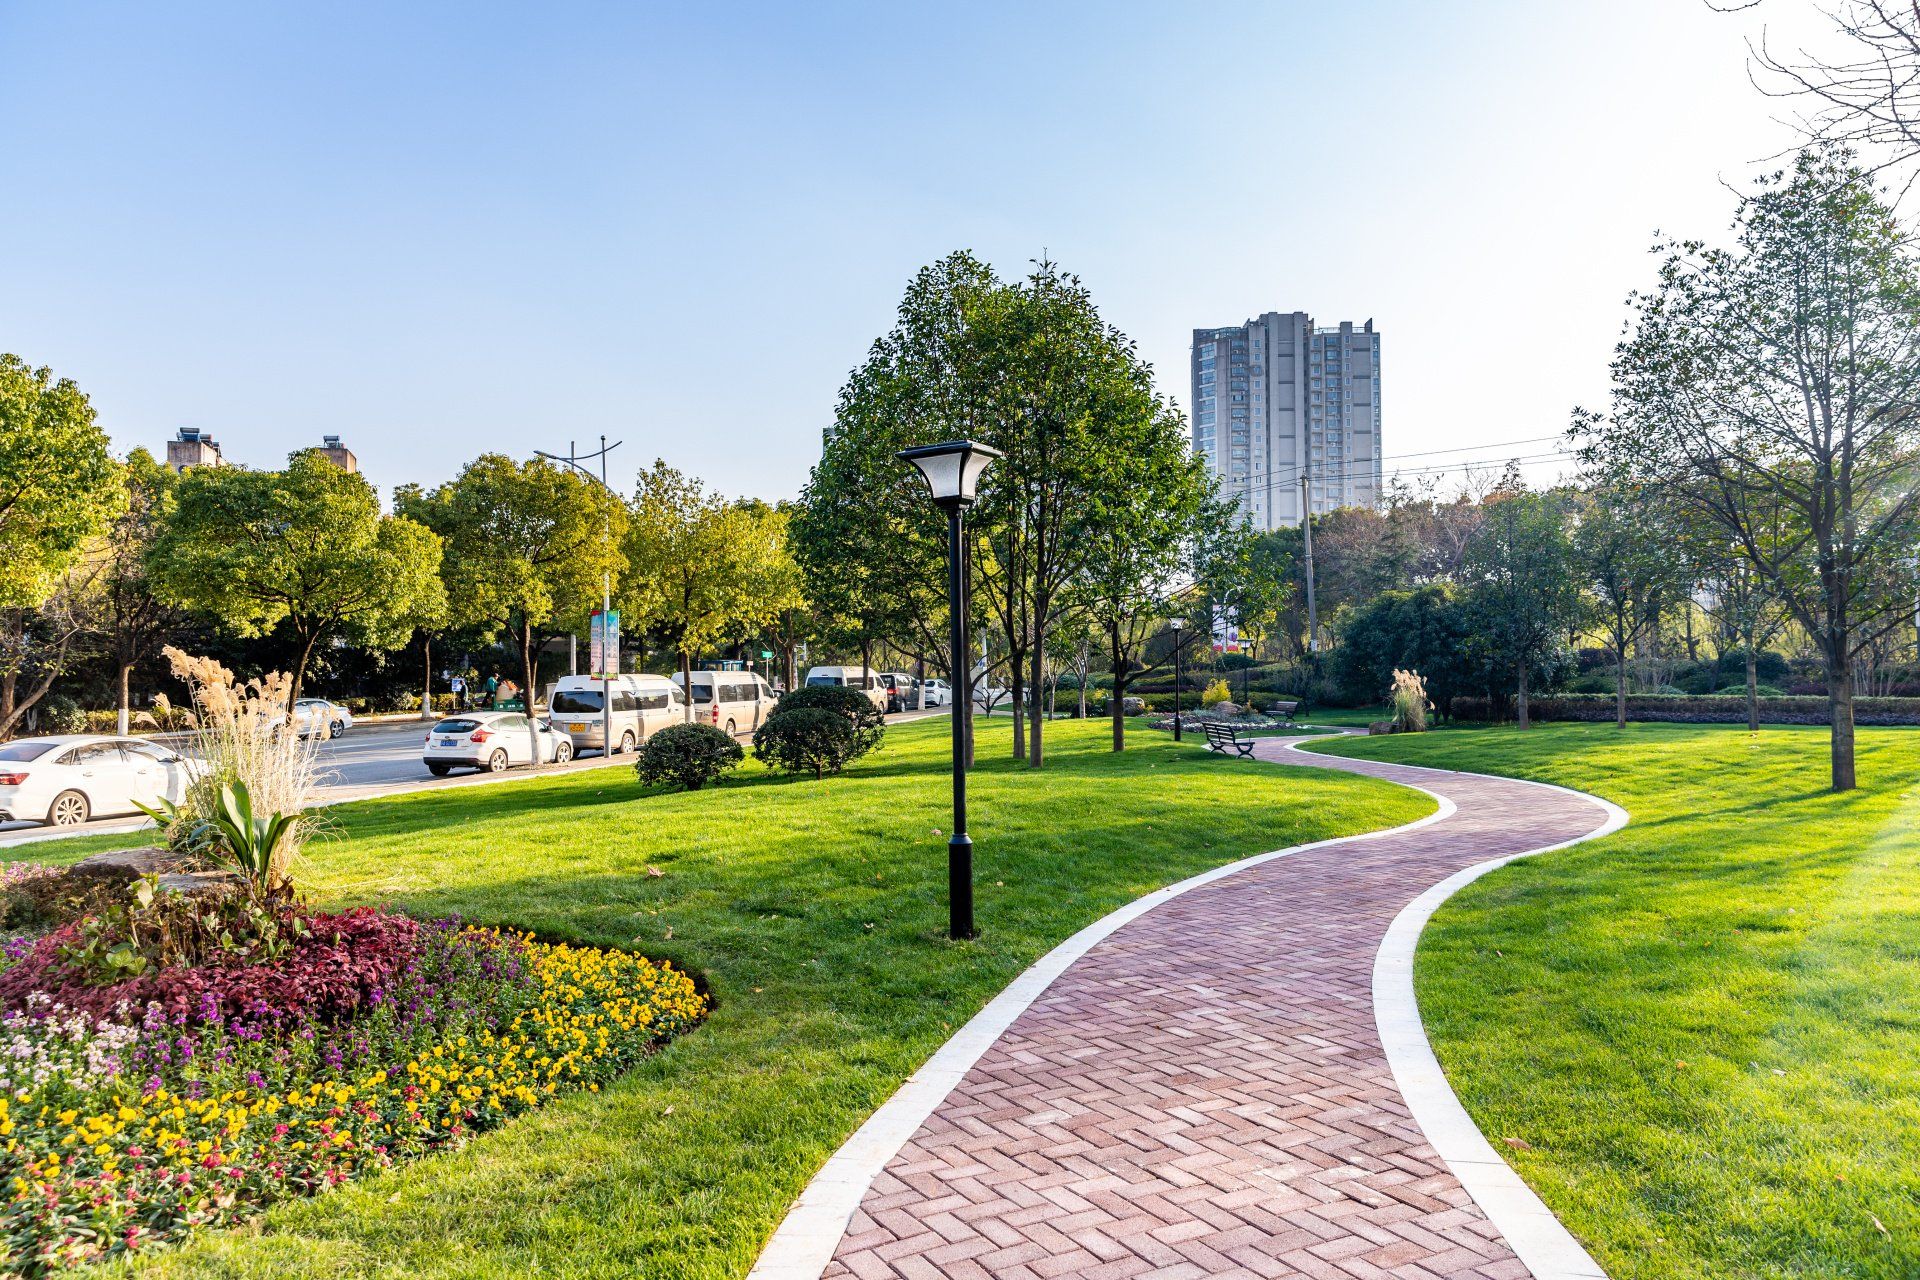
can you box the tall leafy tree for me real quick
[0,355,122,736]
[1458,481,1587,728]
[105,450,190,733]
[1333,584,1477,719]
[401,454,623,735]
[1574,483,1685,729]
[153,450,447,709]
[623,462,783,718]
[1582,148,1920,788]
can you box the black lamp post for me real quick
[898,439,1002,941]
[1170,617,1186,742]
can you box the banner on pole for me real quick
[589,610,621,677]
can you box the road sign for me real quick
[589,609,621,677]
[759,650,772,660]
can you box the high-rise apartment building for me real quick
[1191,312,1381,529]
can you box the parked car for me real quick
[0,735,201,827]
[916,678,952,707]
[874,672,918,713]
[292,698,354,740]
[671,670,776,736]
[546,674,687,756]
[421,712,572,776]
[803,666,890,714]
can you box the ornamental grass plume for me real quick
[1390,668,1431,733]
[162,647,318,886]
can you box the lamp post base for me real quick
[948,833,976,940]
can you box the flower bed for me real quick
[0,910,705,1274]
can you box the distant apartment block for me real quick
[1191,312,1381,529]
[165,427,223,471]
[318,434,358,472]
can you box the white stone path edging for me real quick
[745,773,1458,1280]
[748,732,1633,1280]
[1297,742,1628,1280]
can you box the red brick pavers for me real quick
[821,735,1610,1280]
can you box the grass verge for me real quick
[58,715,1426,1279]
[1308,721,1920,1280]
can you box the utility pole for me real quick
[1299,464,1319,654]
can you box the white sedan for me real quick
[421,712,573,776]
[0,735,200,827]
[293,698,354,740]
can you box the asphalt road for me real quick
[0,706,951,849]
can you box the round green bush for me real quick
[633,722,744,791]
[774,685,886,753]
[752,707,863,779]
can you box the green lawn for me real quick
[60,715,1425,1279]
[1309,722,1920,1280]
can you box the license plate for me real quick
[437,737,456,747]
[568,723,586,732]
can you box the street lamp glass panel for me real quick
[1170,619,1184,631]
[897,440,1003,505]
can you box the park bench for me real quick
[1268,700,1300,726]
[1203,721,1256,758]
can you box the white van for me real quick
[547,674,687,755]
[672,670,776,737]
[803,665,890,714]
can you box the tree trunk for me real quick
[1614,646,1627,730]
[289,629,321,720]
[680,647,695,723]
[1110,622,1128,752]
[1009,656,1025,760]
[1746,650,1759,734]
[1028,619,1046,769]
[1515,662,1531,730]
[1829,668,1857,792]
[117,661,133,736]
[422,634,434,720]
[860,636,873,686]
[522,620,543,762]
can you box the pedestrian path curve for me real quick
[750,733,1626,1280]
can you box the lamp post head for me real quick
[1169,618,1185,632]
[897,440,1003,509]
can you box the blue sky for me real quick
[0,0,1833,503]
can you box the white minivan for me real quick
[672,670,776,737]
[547,674,687,755]
[803,665,890,714]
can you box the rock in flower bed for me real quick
[0,903,706,1275]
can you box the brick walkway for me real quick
[820,735,1610,1280]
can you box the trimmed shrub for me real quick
[1200,679,1232,707]
[774,685,886,753]
[634,722,744,791]
[1449,693,1920,726]
[753,707,863,779]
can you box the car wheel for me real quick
[329,720,345,739]
[619,731,637,755]
[725,719,737,737]
[487,750,510,773]
[426,762,451,777]
[48,791,90,827]
[554,740,574,763]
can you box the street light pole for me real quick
[536,437,622,760]
[898,439,1002,942]
[1170,617,1186,742]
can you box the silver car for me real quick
[421,712,572,776]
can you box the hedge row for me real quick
[1449,694,1920,726]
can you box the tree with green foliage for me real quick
[1333,584,1477,719]
[0,355,122,737]
[104,450,190,733]
[1584,147,1920,789]
[1458,481,1587,728]
[623,463,786,719]
[1574,483,1685,729]
[152,450,446,711]
[400,454,623,743]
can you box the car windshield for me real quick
[0,740,59,762]
[431,719,481,733]
[806,675,842,687]
[550,691,603,715]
